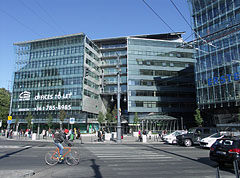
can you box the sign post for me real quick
[69,118,75,125]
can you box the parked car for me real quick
[210,136,240,167]
[163,130,187,144]
[176,127,218,147]
[200,133,224,148]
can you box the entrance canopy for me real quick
[138,114,177,121]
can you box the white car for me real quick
[200,133,224,148]
[164,130,187,144]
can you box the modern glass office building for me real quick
[12,33,102,130]
[189,0,240,126]
[11,32,195,131]
[127,34,195,126]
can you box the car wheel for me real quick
[172,139,177,144]
[184,139,192,147]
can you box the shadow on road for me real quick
[0,146,32,160]
[145,145,236,175]
[90,159,102,178]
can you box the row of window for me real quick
[86,37,99,53]
[84,78,99,90]
[19,56,84,69]
[86,58,100,72]
[136,59,192,68]
[130,101,194,108]
[128,79,194,88]
[102,58,127,65]
[102,50,127,57]
[28,46,84,59]
[14,77,83,89]
[83,89,99,99]
[15,66,84,80]
[30,36,84,50]
[103,67,127,75]
[130,90,195,98]
[197,82,240,103]
[129,50,194,59]
[196,44,240,72]
[104,76,127,84]
[85,47,100,62]
[139,69,178,77]
[101,43,126,49]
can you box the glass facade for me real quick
[127,37,195,123]
[190,0,240,124]
[11,32,197,129]
[12,34,101,124]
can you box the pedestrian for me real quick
[138,129,142,142]
[102,128,105,142]
[98,130,102,142]
[28,129,32,138]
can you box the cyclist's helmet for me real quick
[64,129,69,134]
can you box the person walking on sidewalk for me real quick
[138,129,142,142]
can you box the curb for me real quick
[0,170,35,178]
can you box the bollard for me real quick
[216,166,220,178]
[233,153,240,178]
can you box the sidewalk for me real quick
[1,134,163,144]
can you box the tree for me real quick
[111,105,118,131]
[47,114,53,130]
[105,108,112,130]
[111,105,117,123]
[194,108,203,127]
[134,112,139,131]
[15,117,19,132]
[0,88,10,128]
[59,110,66,130]
[26,112,33,129]
[98,111,105,129]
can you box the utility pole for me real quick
[116,53,121,143]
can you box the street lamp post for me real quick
[116,53,121,143]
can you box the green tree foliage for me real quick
[105,108,112,125]
[111,105,117,123]
[98,111,105,129]
[134,112,139,131]
[26,112,33,129]
[47,114,53,129]
[15,117,19,131]
[0,88,10,128]
[59,110,66,130]
[194,108,203,127]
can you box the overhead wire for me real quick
[18,0,62,35]
[0,8,42,37]
[34,0,66,34]
[141,0,208,53]
[169,0,216,48]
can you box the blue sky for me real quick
[0,0,193,90]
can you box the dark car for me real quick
[176,127,218,147]
[210,136,240,167]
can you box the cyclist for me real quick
[53,129,70,161]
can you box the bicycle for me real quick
[45,146,80,166]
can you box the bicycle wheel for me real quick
[45,151,59,165]
[66,151,80,166]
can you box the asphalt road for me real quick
[0,139,237,178]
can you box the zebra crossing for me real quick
[85,145,181,162]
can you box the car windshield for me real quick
[209,133,221,138]
[174,131,182,136]
[187,128,196,134]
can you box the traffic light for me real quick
[85,68,89,77]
